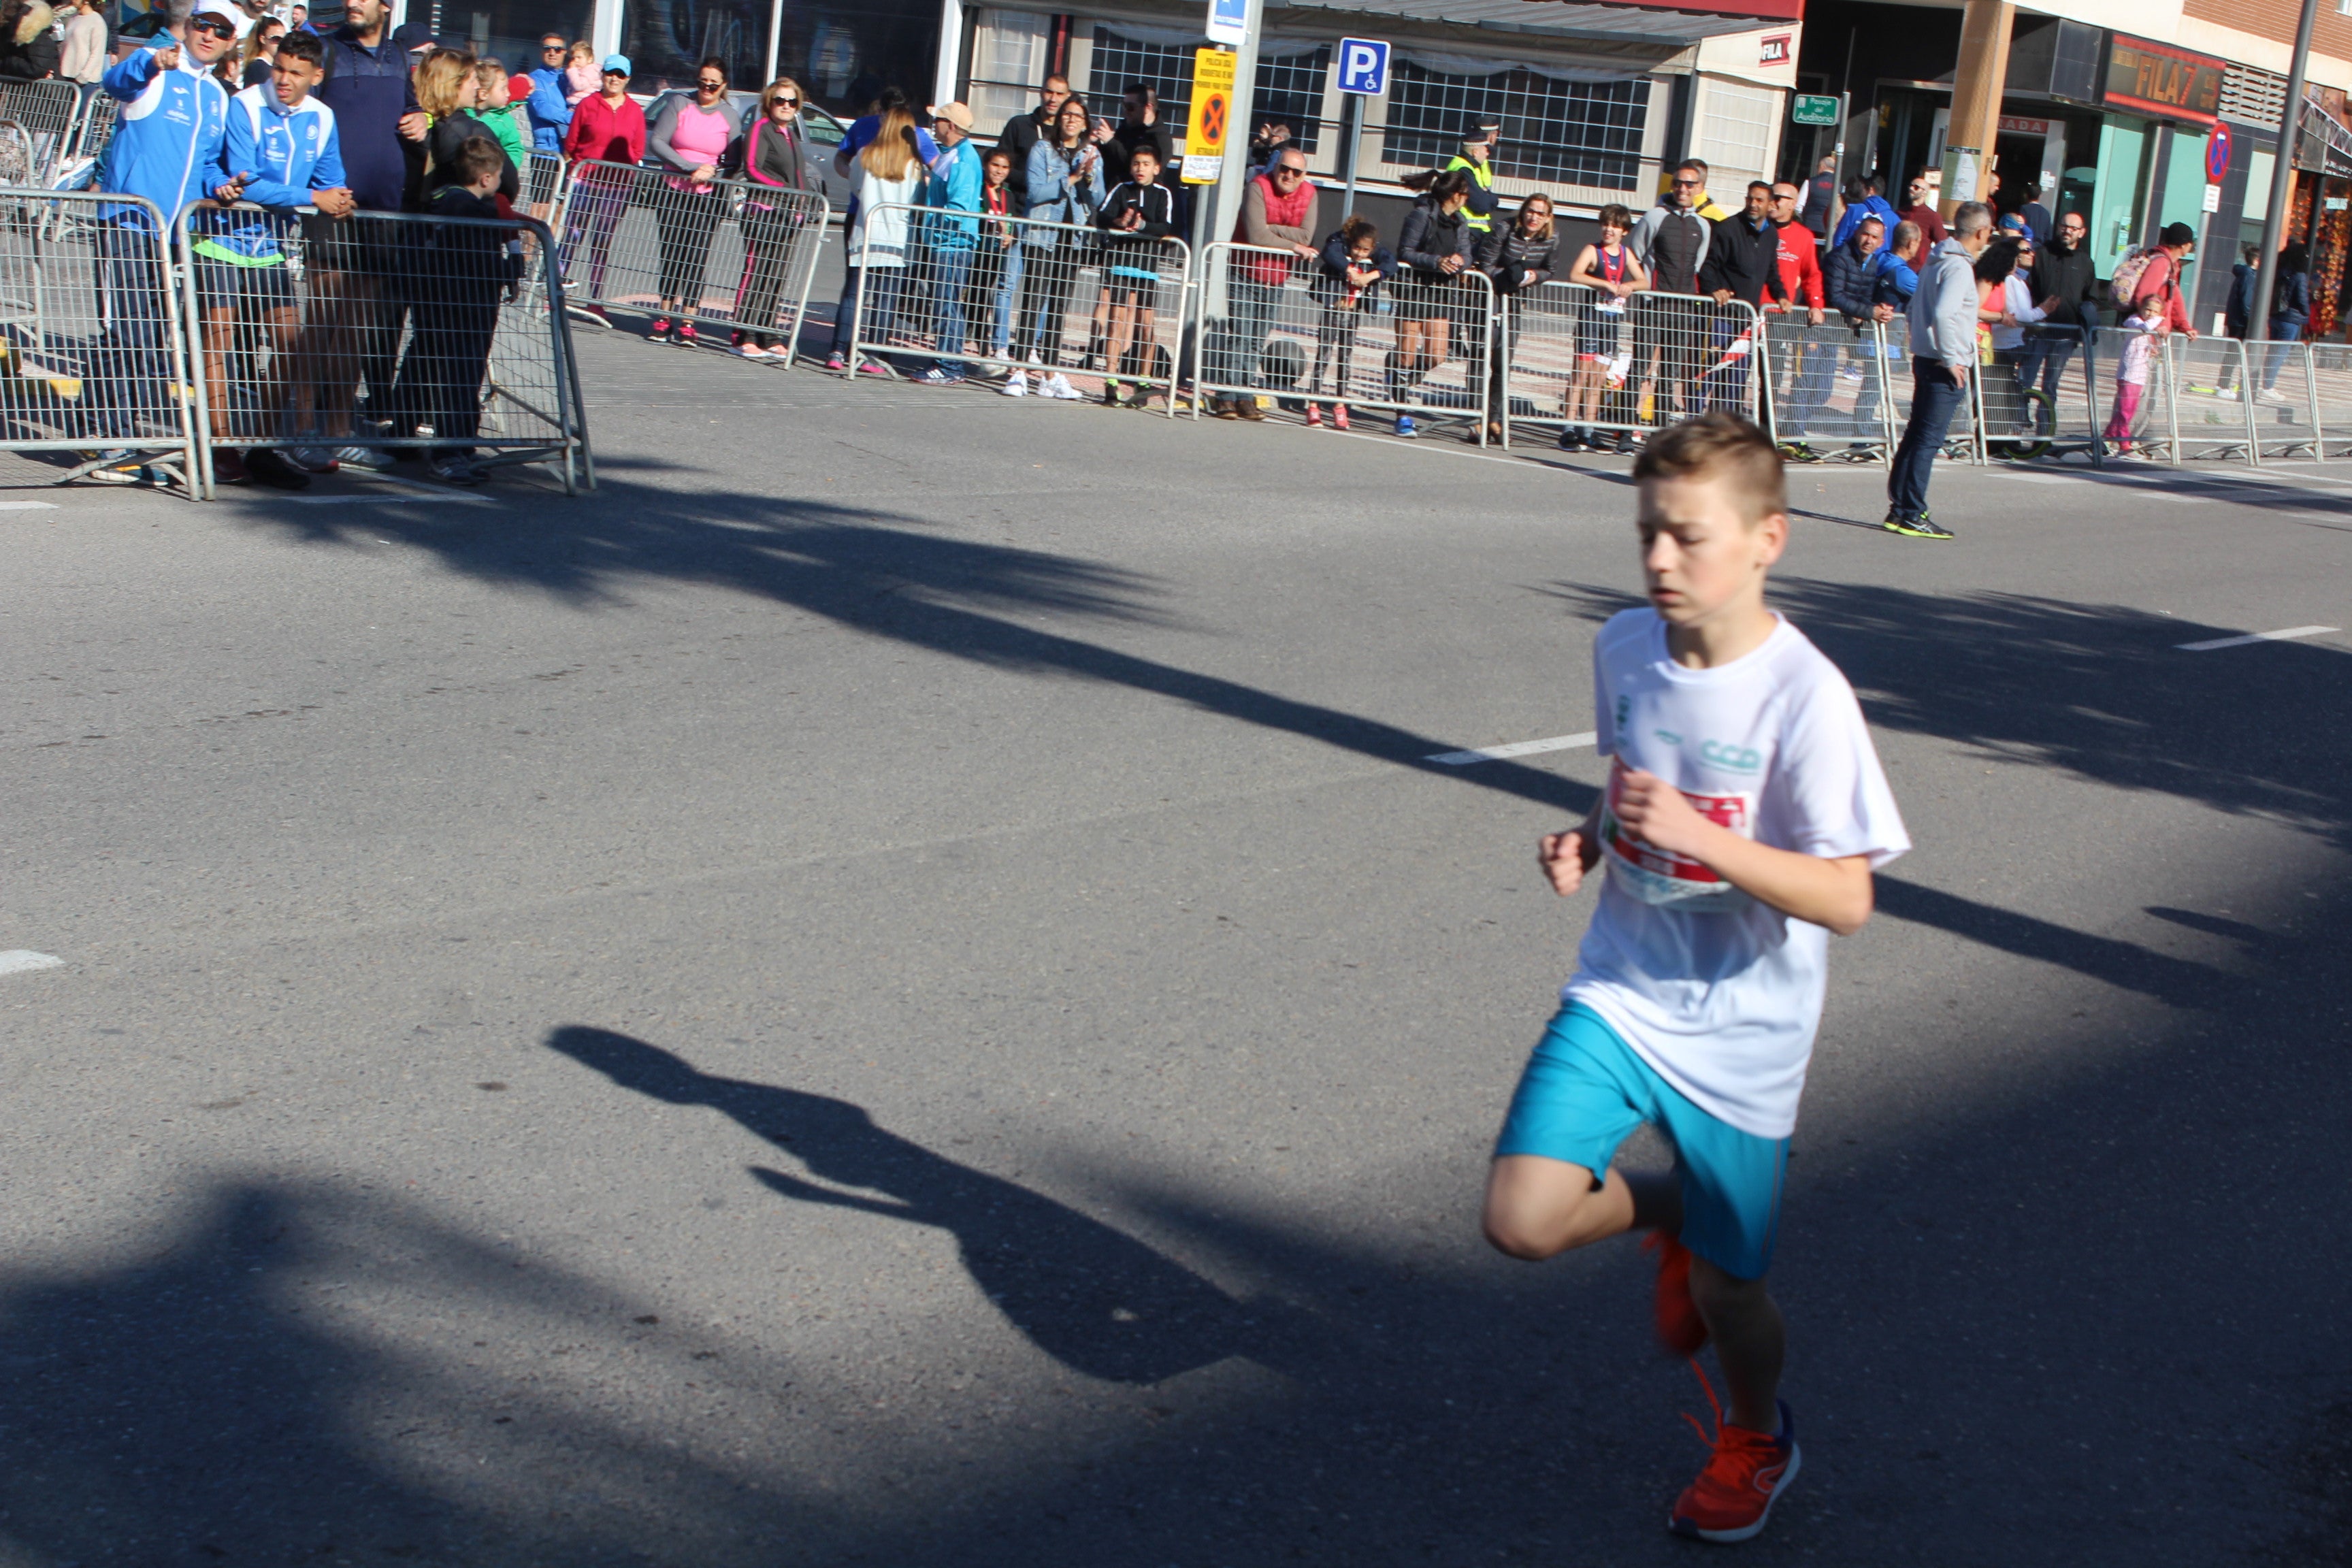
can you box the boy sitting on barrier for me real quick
[200,26,351,489]
[389,134,509,485]
[1092,140,1175,408]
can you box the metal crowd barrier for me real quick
[1193,240,1496,434]
[1753,308,1890,460]
[2166,336,2255,461]
[72,87,115,169]
[0,79,88,186]
[844,203,1190,410]
[2300,342,2352,459]
[0,188,197,491]
[549,157,828,361]
[1497,281,1761,446]
[176,201,592,498]
[1880,316,1987,465]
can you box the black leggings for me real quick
[655,187,726,310]
[734,205,804,345]
[1012,246,1079,366]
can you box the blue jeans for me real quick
[930,244,973,374]
[990,242,1022,354]
[1776,337,1833,437]
[1889,356,1968,519]
[830,265,905,357]
[1211,278,1279,390]
[2264,321,2303,389]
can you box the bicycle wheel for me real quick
[1988,388,2055,461]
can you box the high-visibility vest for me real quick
[1444,153,1498,231]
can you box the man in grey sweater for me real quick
[1883,201,1993,540]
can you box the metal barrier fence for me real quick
[72,87,115,171]
[0,79,89,186]
[2303,342,2352,459]
[549,159,828,360]
[1754,309,1892,460]
[0,188,198,490]
[845,203,1190,409]
[176,201,591,497]
[1881,316,1987,465]
[1192,241,1495,433]
[1495,280,1759,446]
[2167,337,2255,461]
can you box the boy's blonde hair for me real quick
[1631,412,1786,522]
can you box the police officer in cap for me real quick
[1445,114,1500,235]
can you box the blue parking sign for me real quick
[1338,37,1388,95]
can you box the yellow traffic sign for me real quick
[1183,48,1235,184]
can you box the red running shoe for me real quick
[1669,1369,1799,1543]
[1644,1230,1709,1357]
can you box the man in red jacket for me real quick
[1767,181,1832,458]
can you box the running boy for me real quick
[1092,140,1175,407]
[1482,411,1908,1543]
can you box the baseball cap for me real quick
[928,101,973,130]
[602,53,631,75]
[190,0,240,29]
[389,20,433,50]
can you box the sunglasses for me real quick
[190,17,236,37]
[1273,165,1305,176]
[1671,178,1700,187]
[776,95,798,105]
[542,44,564,52]
[698,80,725,89]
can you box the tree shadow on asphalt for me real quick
[544,1025,1293,1386]
[236,465,1586,814]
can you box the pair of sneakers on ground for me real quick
[1002,369,1079,399]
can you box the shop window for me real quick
[1693,78,1778,191]
[1087,27,1195,131]
[440,0,591,78]
[767,0,939,116]
[1380,63,1646,188]
[966,10,1050,133]
[619,0,771,94]
[1250,46,1330,157]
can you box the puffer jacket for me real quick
[1474,220,1557,294]
[1823,233,1891,322]
[0,1,57,80]
[1397,197,1473,280]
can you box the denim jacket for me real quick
[1021,139,1103,249]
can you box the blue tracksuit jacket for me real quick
[201,84,346,259]
[96,40,231,229]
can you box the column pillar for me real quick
[1941,0,2013,217]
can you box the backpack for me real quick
[2106,246,2158,312]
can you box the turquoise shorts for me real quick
[1495,1002,1788,1280]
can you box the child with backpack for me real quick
[2102,223,2198,457]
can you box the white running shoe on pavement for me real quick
[2257,387,2291,404]
[1002,371,1029,397]
[1045,373,1080,400]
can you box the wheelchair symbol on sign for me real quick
[1198,92,1227,144]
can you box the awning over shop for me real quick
[1270,0,1792,50]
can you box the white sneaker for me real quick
[1045,373,1080,400]
[1001,371,1028,397]
[2257,387,2291,404]
[2215,386,2239,400]
[734,343,772,360]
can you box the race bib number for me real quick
[1599,758,1755,909]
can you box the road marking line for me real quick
[0,950,63,976]
[2176,625,2338,651]
[1428,732,1597,765]
[0,499,59,510]
[274,493,495,506]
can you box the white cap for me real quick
[191,0,242,25]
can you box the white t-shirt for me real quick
[1562,609,1909,1139]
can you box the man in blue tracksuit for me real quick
[526,31,572,157]
[194,26,351,487]
[90,0,237,450]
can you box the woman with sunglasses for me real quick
[644,55,741,346]
[729,75,816,360]
[557,53,647,326]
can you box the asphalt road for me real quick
[4,334,2351,1567]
